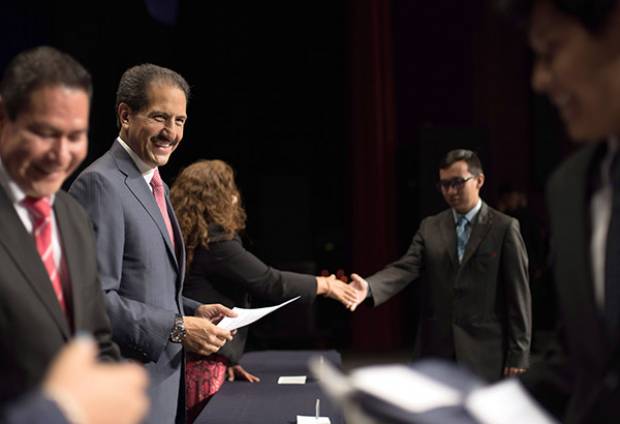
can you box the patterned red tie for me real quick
[150,168,176,250]
[23,196,66,313]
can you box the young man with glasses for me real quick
[348,149,532,382]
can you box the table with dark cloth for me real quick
[195,350,345,424]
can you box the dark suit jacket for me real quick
[0,188,118,405]
[367,202,531,382]
[69,141,199,424]
[522,143,620,423]
[183,225,317,364]
[1,391,69,424]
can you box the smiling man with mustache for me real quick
[69,64,235,424]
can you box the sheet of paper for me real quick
[296,416,331,424]
[350,365,462,413]
[278,375,307,384]
[217,296,300,331]
[465,380,558,424]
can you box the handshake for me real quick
[315,270,370,311]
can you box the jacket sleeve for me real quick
[1,391,69,424]
[206,237,317,303]
[366,223,425,306]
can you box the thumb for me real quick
[60,334,98,368]
[350,273,362,283]
[219,305,237,317]
[46,334,97,381]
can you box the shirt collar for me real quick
[0,158,55,205]
[452,198,482,224]
[116,137,156,183]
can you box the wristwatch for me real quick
[169,314,186,343]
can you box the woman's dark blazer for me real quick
[183,225,317,363]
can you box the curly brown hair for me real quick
[170,160,246,267]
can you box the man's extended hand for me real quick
[183,304,236,356]
[316,275,358,308]
[227,364,260,383]
[348,273,369,311]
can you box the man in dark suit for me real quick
[0,46,119,408]
[349,149,532,382]
[69,64,235,423]
[497,0,620,422]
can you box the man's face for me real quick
[120,82,187,168]
[529,0,620,141]
[439,160,484,214]
[0,86,89,197]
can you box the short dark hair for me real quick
[496,0,618,33]
[115,64,190,127]
[439,149,484,176]
[0,46,92,121]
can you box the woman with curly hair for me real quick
[170,159,357,422]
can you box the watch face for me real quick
[170,317,186,343]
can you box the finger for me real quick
[201,344,220,355]
[56,335,97,369]
[211,328,233,341]
[344,291,357,303]
[217,304,237,317]
[227,368,235,382]
[241,370,260,383]
[350,302,358,312]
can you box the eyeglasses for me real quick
[436,176,475,191]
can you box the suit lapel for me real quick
[0,188,70,337]
[439,210,458,267]
[166,192,185,279]
[461,202,493,265]
[54,195,83,329]
[111,143,179,269]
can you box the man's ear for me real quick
[118,103,132,128]
[476,173,485,189]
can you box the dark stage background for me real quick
[1,0,575,353]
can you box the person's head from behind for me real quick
[0,46,91,198]
[498,0,620,141]
[116,64,190,168]
[438,149,485,214]
[170,159,246,265]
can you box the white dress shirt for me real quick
[590,137,618,311]
[117,137,157,190]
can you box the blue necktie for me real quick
[456,215,469,263]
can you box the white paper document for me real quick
[296,416,331,424]
[465,380,557,424]
[350,365,463,413]
[217,296,300,331]
[278,375,307,384]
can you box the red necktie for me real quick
[23,196,67,313]
[150,168,176,250]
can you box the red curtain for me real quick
[348,0,404,351]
